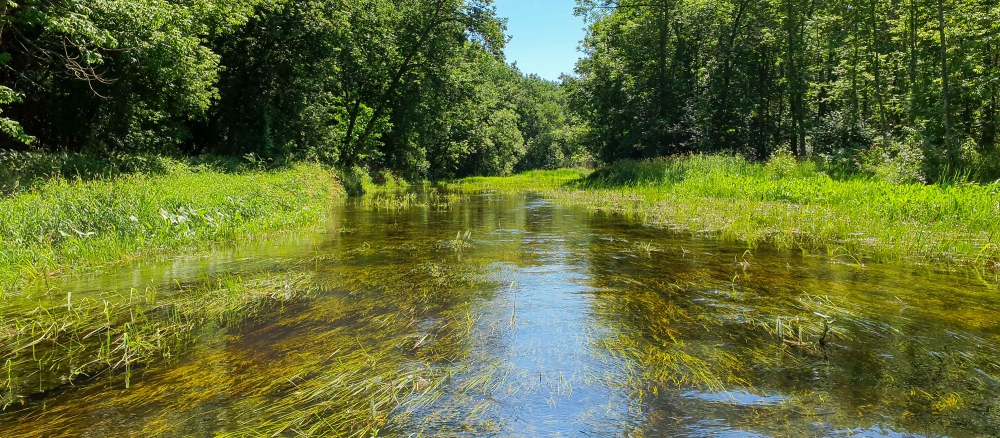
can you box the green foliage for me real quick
[0,151,173,193]
[0,0,590,182]
[0,0,277,153]
[572,0,1000,183]
[0,161,341,294]
[451,155,1000,266]
[514,75,591,171]
[339,165,374,197]
[0,0,548,182]
[411,47,527,179]
[0,87,32,145]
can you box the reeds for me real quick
[448,155,1000,268]
[0,271,315,408]
[0,162,343,295]
[357,189,471,212]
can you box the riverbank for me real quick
[447,155,1000,268]
[0,159,343,295]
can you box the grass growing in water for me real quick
[0,270,316,409]
[448,168,591,193]
[446,155,1000,267]
[0,161,342,295]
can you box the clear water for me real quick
[2,192,998,437]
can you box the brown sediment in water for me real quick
[1,190,999,437]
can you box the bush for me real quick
[339,166,374,197]
[809,111,874,170]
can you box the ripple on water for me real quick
[1,192,998,437]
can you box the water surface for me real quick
[2,192,999,437]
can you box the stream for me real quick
[2,192,998,437]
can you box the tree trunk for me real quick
[908,0,918,124]
[717,0,748,149]
[784,0,799,157]
[658,0,668,120]
[938,0,952,162]
[871,0,887,134]
[0,0,9,39]
[851,21,860,128]
[988,85,997,151]
[341,99,364,166]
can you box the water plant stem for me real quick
[446,156,1000,268]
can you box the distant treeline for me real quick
[570,0,1000,182]
[0,0,585,180]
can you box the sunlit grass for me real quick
[0,162,343,295]
[0,270,316,409]
[358,189,470,212]
[444,168,592,193]
[446,155,1000,267]
[1,235,507,437]
[2,188,999,436]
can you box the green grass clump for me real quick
[0,162,343,295]
[340,166,410,196]
[0,271,316,409]
[443,168,591,193]
[0,151,262,195]
[447,155,1000,267]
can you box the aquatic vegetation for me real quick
[361,192,424,211]
[438,231,474,252]
[356,188,471,213]
[445,168,590,193]
[2,192,999,437]
[0,270,316,409]
[447,155,1000,268]
[582,234,1000,437]
[0,163,343,295]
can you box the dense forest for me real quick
[1,0,999,183]
[0,0,584,180]
[572,0,1000,182]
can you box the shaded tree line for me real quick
[570,0,1000,182]
[0,0,583,179]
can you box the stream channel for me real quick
[1,191,999,437]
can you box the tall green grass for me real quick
[0,151,264,195]
[0,161,343,295]
[447,155,1000,267]
[445,169,591,193]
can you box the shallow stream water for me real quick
[2,192,999,437]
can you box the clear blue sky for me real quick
[493,0,586,81]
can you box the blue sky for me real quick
[492,0,587,81]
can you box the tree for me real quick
[571,0,1000,181]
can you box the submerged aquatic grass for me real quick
[446,155,1000,267]
[0,269,316,409]
[1,192,999,436]
[0,162,343,295]
[1,231,509,437]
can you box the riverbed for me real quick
[2,192,998,437]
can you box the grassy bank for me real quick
[0,160,343,295]
[446,155,1000,268]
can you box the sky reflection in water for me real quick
[2,192,998,437]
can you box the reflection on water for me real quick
[2,192,999,437]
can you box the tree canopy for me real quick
[571,0,1000,182]
[0,0,585,179]
[4,0,999,183]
